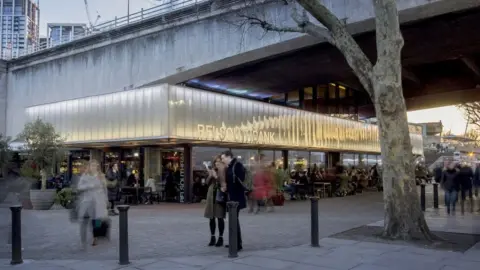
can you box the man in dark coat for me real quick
[458,162,474,213]
[221,150,246,251]
[106,163,121,215]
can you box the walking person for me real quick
[221,150,247,251]
[474,163,480,212]
[105,163,120,215]
[77,160,109,246]
[458,162,474,214]
[441,162,460,215]
[204,156,227,247]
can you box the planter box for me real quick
[30,189,56,210]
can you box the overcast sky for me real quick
[39,0,160,36]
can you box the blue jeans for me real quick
[444,190,458,212]
[284,184,296,198]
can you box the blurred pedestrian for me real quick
[77,159,109,246]
[458,162,474,214]
[441,162,460,215]
[105,163,120,215]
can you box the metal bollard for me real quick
[10,205,22,265]
[227,201,239,258]
[420,184,426,211]
[117,205,130,265]
[433,183,439,209]
[310,197,319,247]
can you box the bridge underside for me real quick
[185,7,480,118]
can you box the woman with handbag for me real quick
[77,159,109,246]
[204,156,227,247]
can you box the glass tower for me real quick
[0,0,39,59]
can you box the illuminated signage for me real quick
[196,114,379,151]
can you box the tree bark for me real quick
[373,77,434,240]
[372,0,435,240]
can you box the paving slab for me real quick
[0,193,385,260]
[233,256,296,270]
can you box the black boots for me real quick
[215,237,223,247]
[208,236,216,246]
[209,236,224,247]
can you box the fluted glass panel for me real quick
[168,85,423,155]
[24,86,169,144]
[24,84,423,155]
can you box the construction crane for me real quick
[83,0,101,31]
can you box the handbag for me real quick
[215,185,227,204]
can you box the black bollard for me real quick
[117,205,130,265]
[227,201,239,258]
[10,205,22,265]
[310,197,319,247]
[433,182,439,209]
[420,184,426,212]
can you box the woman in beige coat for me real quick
[204,156,227,247]
[77,159,108,246]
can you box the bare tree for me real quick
[458,102,480,130]
[237,0,435,240]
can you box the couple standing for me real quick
[204,151,246,251]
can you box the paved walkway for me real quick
[1,187,479,269]
[1,235,479,270]
[0,192,385,260]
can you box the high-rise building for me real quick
[0,0,40,59]
[47,23,87,47]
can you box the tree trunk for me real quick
[373,74,434,240]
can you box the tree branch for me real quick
[295,0,374,97]
[237,14,305,33]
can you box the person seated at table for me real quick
[284,178,297,200]
[127,173,136,187]
[295,171,309,199]
[143,176,157,204]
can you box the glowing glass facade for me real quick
[25,84,423,155]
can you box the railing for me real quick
[1,0,245,60]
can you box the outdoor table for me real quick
[121,186,151,205]
[314,182,333,198]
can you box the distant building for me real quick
[47,23,87,47]
[38,36,46,49]
[0,0,40,59]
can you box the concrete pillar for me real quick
[183,145,193,203]
[67,153,73,182]
[326,152,340,168]
[0,60,7,136]
[299,88,305,110]
[143,147,150,181]
[139,147,145,182]
[282,150,288,170]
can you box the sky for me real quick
[38,1,469,135]
[39,0,159,36]
[407,106,467,135]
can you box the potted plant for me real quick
[272,168,287,206]
[18,119,64,210]
[53,188,74,209]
